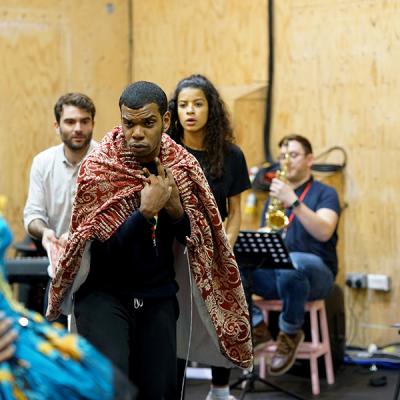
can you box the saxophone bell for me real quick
[262,143,290,233]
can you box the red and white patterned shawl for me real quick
[47,127,253,368]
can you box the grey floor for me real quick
[185,363,399,399]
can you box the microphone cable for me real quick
[312,146,347,173]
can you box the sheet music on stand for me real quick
[234,230,293,270]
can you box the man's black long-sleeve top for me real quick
[86,208,190,300]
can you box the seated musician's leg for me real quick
[268,252,334,375]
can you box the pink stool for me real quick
[254,299,335,395]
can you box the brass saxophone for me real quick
[263,146,290,232]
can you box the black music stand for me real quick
[234,230,292,270]
[230,230,305,400]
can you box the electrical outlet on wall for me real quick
[345,273,367,289]
[367,274,391,292]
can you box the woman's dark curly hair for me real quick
[167,74,234,179]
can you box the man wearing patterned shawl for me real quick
[46,81,253,399]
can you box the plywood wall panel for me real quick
[0,6,66,240]
[132,0,268,96]
[0,0,129,242]
[59,1,130,133]
[272,0,400,346]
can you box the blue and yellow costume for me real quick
[0,196,136,400]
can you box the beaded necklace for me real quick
[151,213,158,256]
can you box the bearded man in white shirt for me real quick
[23,92,98,325]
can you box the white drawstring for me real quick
[133,298,143,309]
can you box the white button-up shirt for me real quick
[23,141,98,238]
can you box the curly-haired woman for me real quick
[168,74,251,400]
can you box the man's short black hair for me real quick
[119,81,168,116]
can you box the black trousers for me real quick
[75,289,179,400]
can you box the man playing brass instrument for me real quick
[252,134,340,376]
